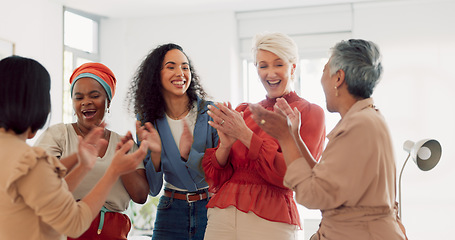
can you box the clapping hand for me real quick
[110,139,149,176]
[77,126,108,170]
[136,120,161,153]
[249,103,293,141]
[179,120,193,161]
[274,98,301,139]
[207,102,243,148]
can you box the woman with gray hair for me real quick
[202,32,326,239]
[250,39,407,240]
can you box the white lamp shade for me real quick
[403,139,442,171]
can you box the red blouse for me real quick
[203,91,326,227]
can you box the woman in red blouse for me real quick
[202,32,326,239]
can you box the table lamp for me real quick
[398,139,442,219]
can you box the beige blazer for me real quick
[0,131,92,240]
[284,98,406,240]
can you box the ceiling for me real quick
[60,0,381,18]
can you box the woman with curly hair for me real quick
[128,43,219,239]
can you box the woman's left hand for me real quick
[208,102,252,146]
[179,119,193,161]
[116,131,134,150]
[77,127,108,169]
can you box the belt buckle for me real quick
[186,192,200,203]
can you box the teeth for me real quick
[172,80,185,86]
[83,112,96,117]
[267,80,280,84]
[82,110,96,117]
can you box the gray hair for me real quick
[329,39,382,99]
[252,32,299,66]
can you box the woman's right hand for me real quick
[274,98,301,139]
[109,139,148,176]
[249,103,293,141]
[77,127,108,170]
[136,121,161,153]
[136,121,163,171]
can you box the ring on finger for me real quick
[220,119,225,125]
[260,119,266,125]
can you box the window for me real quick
[299,58,340,133]
[243,60,266,103]
[63,8,100,123]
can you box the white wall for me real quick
[353,1,455,239]
[0,0,63,128]
[1,0,454,239]
[100,11,239,135]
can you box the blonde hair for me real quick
[252,32,299,66]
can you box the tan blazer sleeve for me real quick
[284,116,380,210]
[14,148,92,238]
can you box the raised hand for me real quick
[208,102,251,147]
[110,139,149,176]
[206,102,236,148]
[116,131,134,151]
[274,98,301,138]
[136,121,162,171]
[249,103,293,141]
[136,121,161,153]
[179,119,193,161]
[77,127,108,170]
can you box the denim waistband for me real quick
[164,188,209,195]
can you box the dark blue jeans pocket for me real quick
[157,196,172,210]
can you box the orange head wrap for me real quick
[69,62,117,101]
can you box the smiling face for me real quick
[256,49,295,99]
[72,77,108,129]
[160,49,191,99]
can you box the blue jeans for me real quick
[152,190,209,240]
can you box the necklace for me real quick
[167,107,189,120]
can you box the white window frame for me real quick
[63,7,100,123]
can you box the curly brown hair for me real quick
[127,43,207,124]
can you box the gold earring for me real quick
[334,86,339,97]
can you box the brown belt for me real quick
[164,190,210,203]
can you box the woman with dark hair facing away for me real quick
[35,62,150,239]
[250,39,408,240]
[0,56,148,240]
[202,32,326,240]
[128,43,218,239]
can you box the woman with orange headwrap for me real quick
[35,62,150,239]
